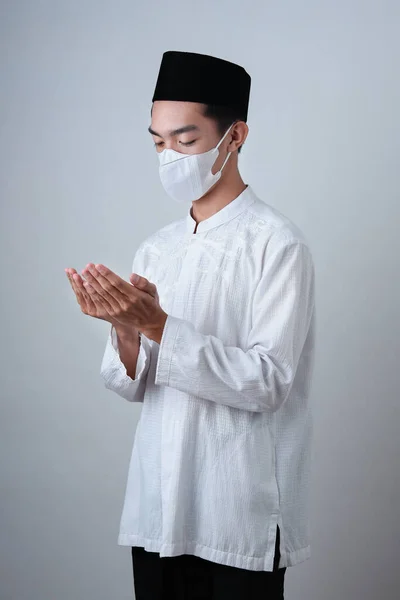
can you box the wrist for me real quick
[113,323,139,343]
[141,312,168,344]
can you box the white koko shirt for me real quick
[100,184,316,572]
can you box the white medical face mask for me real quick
[157,123,234,204]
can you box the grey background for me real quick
[1,1,399,599]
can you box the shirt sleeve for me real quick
[154,235,315,412]
[99,240,152,402]
[100,325,152,402]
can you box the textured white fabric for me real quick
[100,327,152,402]
[100,184,316,571]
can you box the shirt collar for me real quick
[185,184,256,233]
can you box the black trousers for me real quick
[131,526,287,599]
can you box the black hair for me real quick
[201,104,246,154]
[150,102,246,153]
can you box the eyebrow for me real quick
[148,124,200,138]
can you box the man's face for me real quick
[149,101,231,174]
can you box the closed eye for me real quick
[154,139,198,149]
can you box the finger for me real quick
[71,269,102,310]
[65,268,78,293]
[81,264,122,310]
[66,268,85,302]
[129,273,157,298]
[83,280,114,313]
[86,264,133,300]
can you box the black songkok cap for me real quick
[152,51,251,122]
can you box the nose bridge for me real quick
[164,135,175,150]
[162,133,174,150]
[156,135,182,153]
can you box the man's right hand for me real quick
[65,267,120,326]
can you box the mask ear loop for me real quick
[216,122,235,149]
[219,150,232,172]
[216,122,235,173]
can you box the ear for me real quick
[229,121,248,152]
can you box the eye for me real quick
[154,141,164,148]
[180,139,197,146]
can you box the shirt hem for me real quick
[119,533,310,572]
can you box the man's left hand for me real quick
[80,263,168,343]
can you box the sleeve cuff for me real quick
[154,314,183,387]
[110,326,149,380]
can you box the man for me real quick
[65,50,316,600]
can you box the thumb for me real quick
[130,273,157,298]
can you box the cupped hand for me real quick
[65,267,119,325]
[65,263,166,337]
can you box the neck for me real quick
[190,161,247,228]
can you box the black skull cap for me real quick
[152,50,251,121]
